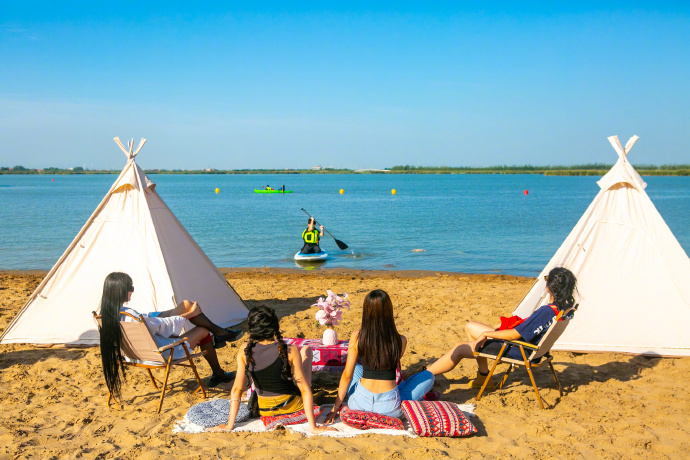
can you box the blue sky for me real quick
[1,2,689,170]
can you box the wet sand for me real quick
[1,269,688,459]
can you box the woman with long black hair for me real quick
[324,290,435,422]
[426,266,578,389]
[207,305,334,433]
[98,272,239,399]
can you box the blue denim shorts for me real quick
[348,383,403,418]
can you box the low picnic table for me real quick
[283,338,349,372]
[282,338,404,384]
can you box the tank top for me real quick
[248,341,300,397]
[361,360,397,381]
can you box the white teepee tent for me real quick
[513,135,690,356]
[0,138,248,345]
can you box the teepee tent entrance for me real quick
[513,135,690,357]
[0,138,248,346]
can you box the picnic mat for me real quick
[173,402,476,438]
[283,338,349,372]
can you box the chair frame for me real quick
[93,311,207,413]
[473,305,577,409]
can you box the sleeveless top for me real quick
[361,360,397,381]
[248,342,300,397]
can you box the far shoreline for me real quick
[0,267,535,280]
[3,163,690,177]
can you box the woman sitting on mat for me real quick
[98,272,241,398]
[425,266,577,389]
[325,290,435,423]
[208,305,335,433]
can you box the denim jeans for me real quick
[346,363,435,418]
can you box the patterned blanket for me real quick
[173,403,477,438]
[283,338,349,372]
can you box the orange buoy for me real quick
[523,190,529,195]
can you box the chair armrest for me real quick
[505,339,539,350]
[119,310,142,321]
[156,337,188,352]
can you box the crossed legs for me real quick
[159,300,230,337]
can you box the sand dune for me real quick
[1,269,688,459]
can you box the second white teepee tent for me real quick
[0,138,248,345]
[513,135,690,356]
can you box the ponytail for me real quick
[98,272,133,399]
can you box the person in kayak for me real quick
[301,217,324,254]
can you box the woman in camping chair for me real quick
[98,272,241,396]
[425,267,577,389]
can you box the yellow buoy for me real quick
[339,189,344,194]
[215,188,220,194]
[391,189,396,195]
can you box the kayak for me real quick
[254,189,292,194]
[294,251,328,261]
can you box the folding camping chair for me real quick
[474,305,577,409]
[92,311,207,413]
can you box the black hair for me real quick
[357,290,403,371]
[244,305,292,381]
[546,267,577,311]
[97,272,133,399]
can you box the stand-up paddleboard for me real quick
[294,251,328,261]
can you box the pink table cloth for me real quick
[283,338,349,372]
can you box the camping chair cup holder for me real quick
[473,304,578,409]
[92,311,207,413]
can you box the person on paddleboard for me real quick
[301,217,324,254]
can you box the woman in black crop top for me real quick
[325,290,435,421]
[208,305,335,433]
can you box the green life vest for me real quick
[302,228,319,244]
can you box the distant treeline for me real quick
[2,164,689,176]
[0,166,353,175]
[389,164,690,176]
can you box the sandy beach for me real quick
[1,268,688,459]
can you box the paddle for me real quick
[301,208,349,250]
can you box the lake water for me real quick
[1,173,689,276]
